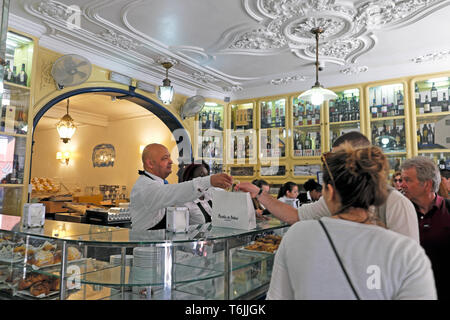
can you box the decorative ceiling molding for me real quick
[412,49,450,63]
[270,75,307,86]
[219,0,450,66]
[223,85,244,93]
[340,64,369,75]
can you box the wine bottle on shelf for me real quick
[427,125,434,146]
[430,82,438,106]
[18,63,28,86]
[415,83,421,110]
[442,92,449,112]
[372,124,378,142]
[315,132,321,153]
[12,66,18,83]
[3,60,11,81]
[424,95,431,113]
[381,98,388,118]
[397,90,404,116]
[422,124,428,145]
[417,129,422,147]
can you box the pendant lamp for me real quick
[157,62,174,104]
[298,27,337,105]
[56,98,77,143]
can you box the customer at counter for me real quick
[130,143,232,230]
[303,178,322,202]
[180,161,214,225]
[236,132,419,242]
[263,144,436,299]
[277,182,300,209]
[400,157,450,300]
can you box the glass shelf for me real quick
[260,98,286,129]
[329,88,360,123]
[370,119,406,154]
[368,83,405,120]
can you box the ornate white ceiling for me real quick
[9,0,450,100]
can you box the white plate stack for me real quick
[131,246,162,295]
[109,254,133,267]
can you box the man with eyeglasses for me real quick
[236,132,419,242]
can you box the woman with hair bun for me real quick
[236,144,436,299]
[277,181,300,208]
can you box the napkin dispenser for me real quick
[22,203,46,228]
[166,207,189,233]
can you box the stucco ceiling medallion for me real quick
[270,75,307,86]
[340,64,369,75]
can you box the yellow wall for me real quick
[32,113,180,196]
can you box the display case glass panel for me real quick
[228,129,257,162]
[0,135,26,185]
[231,103,254,130]
[229,166,255,177]
[260,98,286,129]
[293,164,321,177]
[260,165,286,177]
[199,102,224,131]
[414,78,450,164]
[197,103,224,162]
[4,31,33,88]
[368,83,405,120]
[291,97,321,157]
[329,89,361,148]
[259,128,286,159]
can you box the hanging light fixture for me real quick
[298,27,337,106]
[157,62,174,104]
[56,98,77,143]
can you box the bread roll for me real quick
[34,250,54,267]
[67,247,81,261]
[30,281,50,297]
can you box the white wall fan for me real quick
[180,95,205,119]
[51,54,92,90]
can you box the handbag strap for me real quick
[318,219,361,300]
[196,201,212,223]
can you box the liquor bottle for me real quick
[430,82,438,106]
[417,129,422,147]
[397,90,404,116]
[315,132,321,152]
[439,155,446,170]
[415,83,421,110]
[431,126,435,145]
[298,103,303,126]
[428,125,434,146]
[381,98,388,117]
[442,92,449,112]
[382,122,387,136]
[293,103,298,118]
[372,124,378,142]
[211,111,216,129]
[304,133,311,150]
[424,95,431,113]
[329,100,335,122]
[3,60,11,81]
[18,63,28,86]
[394,159,401,172]
[266,104,272,126]
[422,124,428,145]
[12,66,18,83]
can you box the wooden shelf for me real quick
[370,115,405,122]
[384,152,407,156]
[330,120,360,126]
[417,149,450,154]
[293,124,321,129]
[416,111,450,122]
[4,81,30,91]
[0,184,24,188]
[0,131,27,138]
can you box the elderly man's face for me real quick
[147,145,173,179]
[401,167,430,202]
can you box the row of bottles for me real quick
[0,104,28,134]
[370,90,405,118]
[293,131,321,157]
[329,94,360,122]
[260,100,286,128]
[415,83,450,114]
[199,136,222,158]
[232,135,254,159]
[199,109,223,130]
[293,101,320,126]
[3,61,28,87]
[417,123,436,148]
[260,130,286,157]
[371,120,406,151]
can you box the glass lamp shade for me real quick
[158,85,174,105]
[298,85,338,105]
[56,114,77,143]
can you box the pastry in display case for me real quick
[0,216,290,300]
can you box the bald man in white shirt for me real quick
[130,143,233,230]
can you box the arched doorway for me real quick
[30,87,193,202]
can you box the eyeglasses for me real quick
[394,179,402,183]
[321,152,336,188]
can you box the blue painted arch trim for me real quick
[32,86,194,161]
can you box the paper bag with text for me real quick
[211,189,256,230]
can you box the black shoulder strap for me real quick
[196,202,212,223]
[138,170,155,180]
[318,220,361,300]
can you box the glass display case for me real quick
[196,102,225,172]
[328,88,361,147]
[0,215,289,300]
[229,103,257,163]
[0,30,35,216]
[291,97,322,157]
[259,98,287,161]
[412,76,450,169]
[367,83,407,171]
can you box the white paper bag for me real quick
[211,189,256,230]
